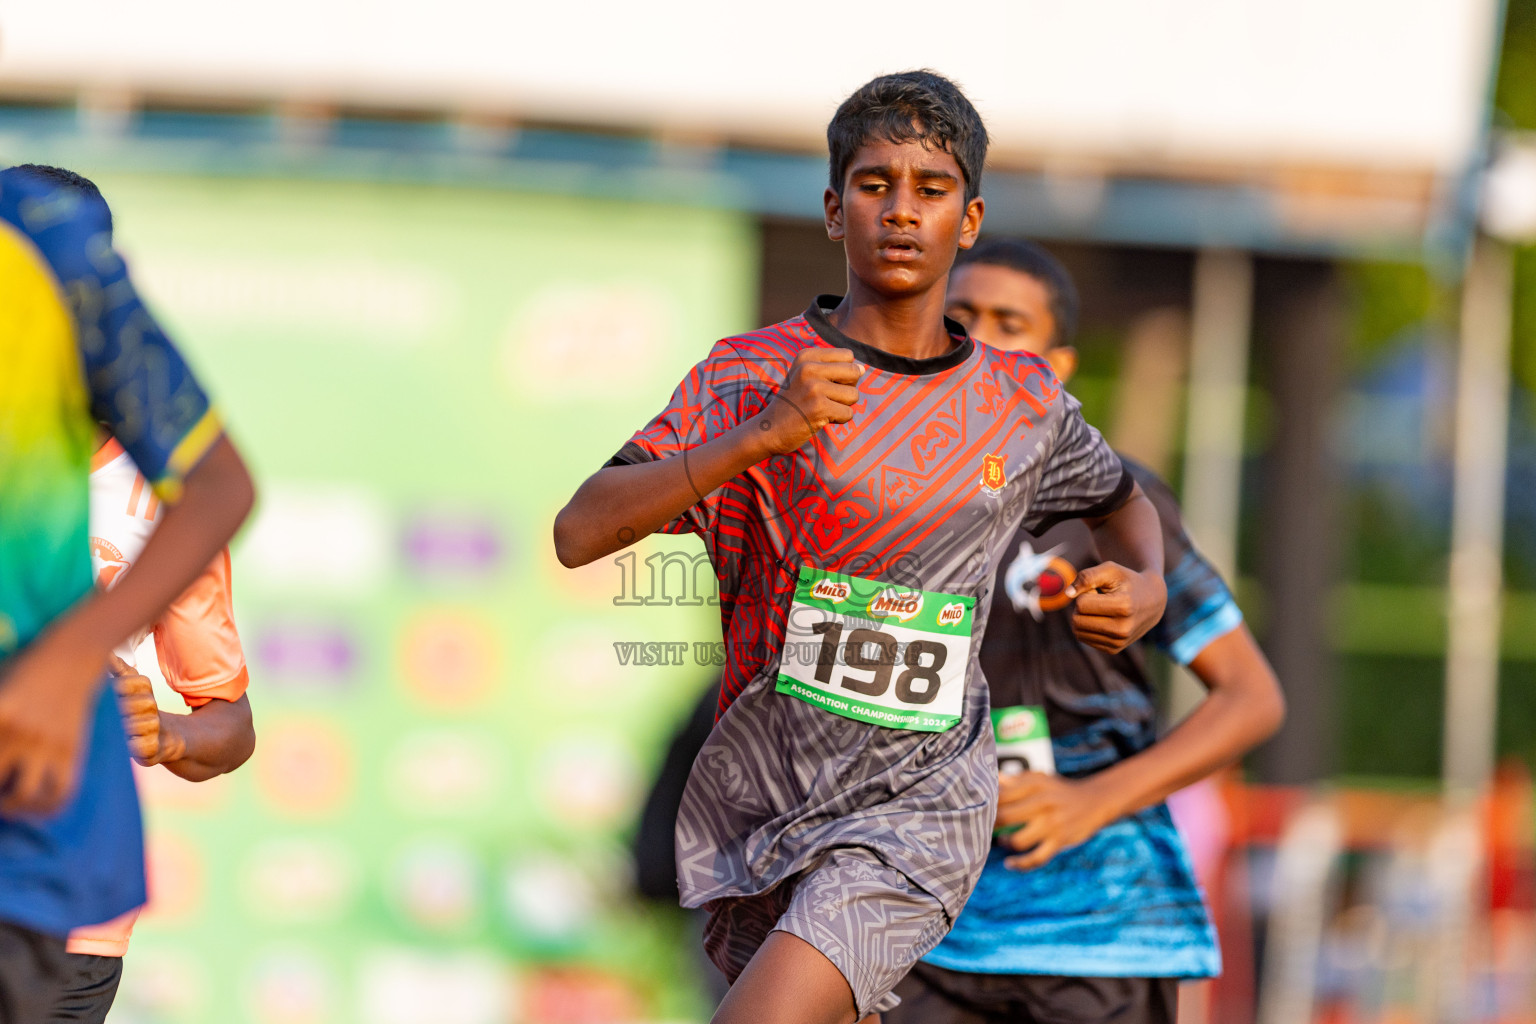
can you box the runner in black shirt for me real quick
[888,239,1286,1024]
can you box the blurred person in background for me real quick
[885,239,1285,1024]
[0,164,254,1021]
[12,165,258,1024]
[632,678,732,1005]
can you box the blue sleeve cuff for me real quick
[1165,600,1243,666]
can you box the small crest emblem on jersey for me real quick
[811,579,851,603]
[90,537,129,589]
[868,588,924,623]
[981,452,1007,494]
[937,602,966,627]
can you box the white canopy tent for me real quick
[0,0,1501,176]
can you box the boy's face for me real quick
[945,262,1077,382]
[824,137,984,301]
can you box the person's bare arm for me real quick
[554,423,778,569]
[997,622,1285,869]
[1065,483,1168,654]
[0,437,254,814]
[554,348,863,567]
[156,696,255,782]
[112,657,254,783]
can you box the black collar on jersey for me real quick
[805,296,975,376]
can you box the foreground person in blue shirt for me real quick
[0,165,255,1022]
[887,239,1286,1024]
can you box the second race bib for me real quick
[775,566,975,733]
[993,705,1056,776]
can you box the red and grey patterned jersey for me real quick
[611,298,1130,916]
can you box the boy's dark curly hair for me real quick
[827,70,989,202]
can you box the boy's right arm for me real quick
[554,347,862,567]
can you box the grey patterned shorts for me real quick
[702,846,952,1017]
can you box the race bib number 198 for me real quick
[775,566,975,733]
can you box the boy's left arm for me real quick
[1068,481,1167,653]
[1018,385,1166,654]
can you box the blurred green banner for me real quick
[97,172,758,1024]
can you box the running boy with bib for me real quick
[555,72,1168,1024]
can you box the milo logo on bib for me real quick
[777,567,975,733]
[867,588,923,622]
[810,579,851,603]
[997,710,1042,742]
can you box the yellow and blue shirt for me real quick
[0,168,220,936]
